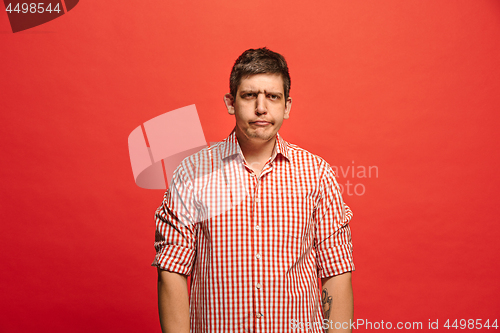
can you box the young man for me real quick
[153,48,354,333]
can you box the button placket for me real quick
[253,178,264,330]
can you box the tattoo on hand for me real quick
[322,287,332,320]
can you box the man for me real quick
[153,48,354,333]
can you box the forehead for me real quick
[238,73,284,93]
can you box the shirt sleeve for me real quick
[151,166,197,275]
[315,164,355,278]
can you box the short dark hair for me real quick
[230,47,291,100]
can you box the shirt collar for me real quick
[220,128,291,163]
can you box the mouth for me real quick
[251,120,272,126]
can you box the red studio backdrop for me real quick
[1,1,499,332]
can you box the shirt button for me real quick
[255,253,262,260]
[256,283,262,289]
[255,225,260,231]
[256,313,263,319]
[255,197,260,203]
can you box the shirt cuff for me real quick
[151,244,196,275]
[317,244,355,278]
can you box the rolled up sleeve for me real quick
[315,165,355,278]
[152,167,197,275]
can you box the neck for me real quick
[235,132,276,165]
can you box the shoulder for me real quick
[284,140,336,179]
[173,139,226,181]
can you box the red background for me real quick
[1,1,499,332]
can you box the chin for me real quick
[248,132,275,141]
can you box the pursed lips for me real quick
[251,120,272,125]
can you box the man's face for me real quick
[224,73,292,144]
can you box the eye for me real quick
[267,94,280,100]
[242,93,256,99]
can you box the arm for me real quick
[157,269,190,333]
[153,168,197,333]
[321,272,353,333]
[315,164,355,331]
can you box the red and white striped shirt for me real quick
[153,130,354,333]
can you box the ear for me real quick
[283,97,292,119]
[224,93,235,115]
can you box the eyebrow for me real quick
[239,90,283,97]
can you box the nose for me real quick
[255,93,267,114]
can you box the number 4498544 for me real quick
[5,3,61,14]
[444,319,498,330]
